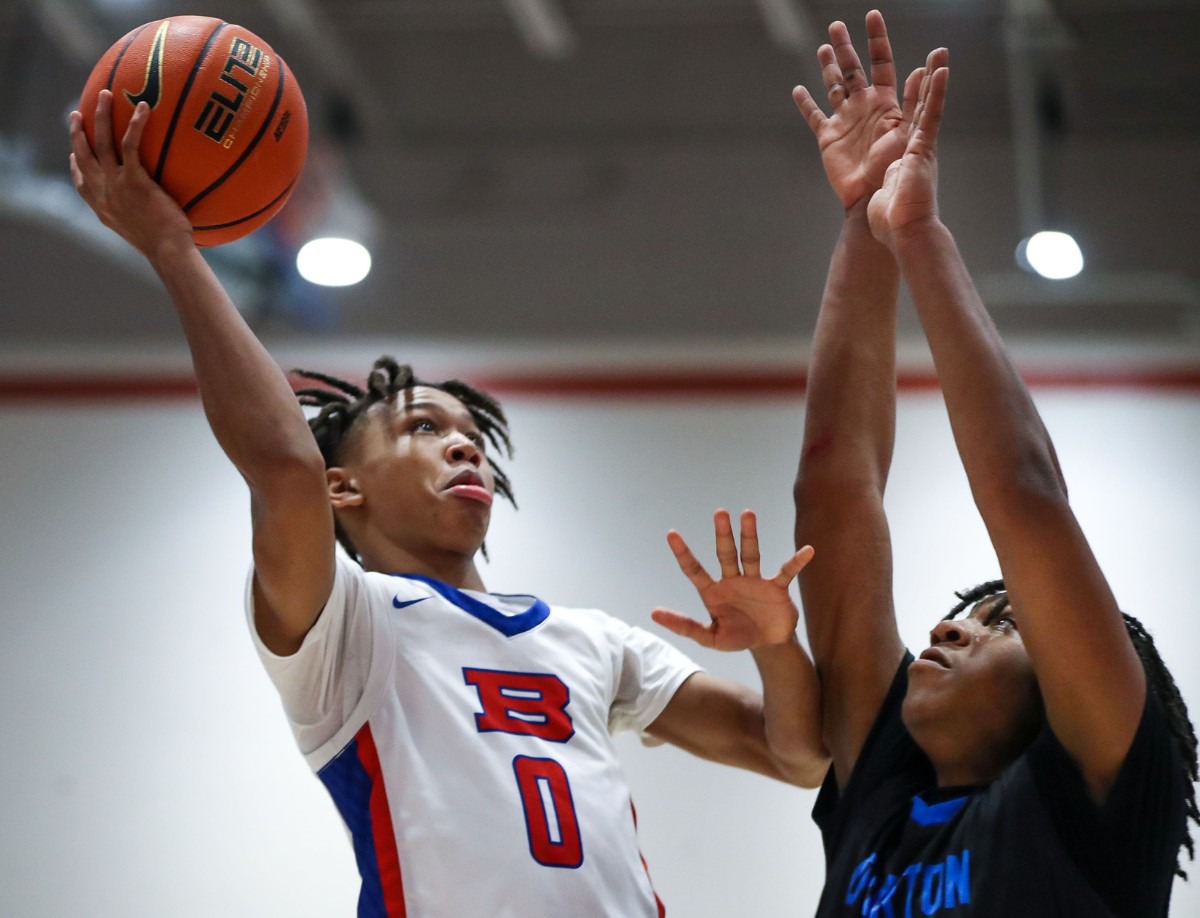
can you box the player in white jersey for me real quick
[250,550,700,916]
[69,92,831,916]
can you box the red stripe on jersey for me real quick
[356,724,408,916]
[631,800,666,917]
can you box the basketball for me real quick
[79,16,308,247]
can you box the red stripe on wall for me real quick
[355,724,408,917]
[1,367,1199,402]
[0,375,202,401]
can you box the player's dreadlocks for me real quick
[291,355,515,563]
[946,579,1199,879]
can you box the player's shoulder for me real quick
[541,599,627,629]
[330,553,432,613]
[545,603,681,662]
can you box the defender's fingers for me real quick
[926,46,949,73]
[900,67,924,124]
[829,20,868,95]
[739,510,762,579]
[864,10,897,90]
[914,49,948,121]
[915,66,949,144]
[666,529,715,591]
[792,86,828,135]
[817,44,847,107]
[651,609,716,648]
[773,545,816,588]
[713,509,741,578]
[912,62,932,130]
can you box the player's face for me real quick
[343,386,496,558]
[902,595,1042,770]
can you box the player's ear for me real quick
[327,467,364,509]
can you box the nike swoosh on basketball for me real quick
[124,21,169,109]
[393,596,430,609]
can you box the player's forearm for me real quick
[150,240,323,485]
[797,203,900,498]
[892,218,1067,509]
[751,636,829,787]
[794,204,905,766]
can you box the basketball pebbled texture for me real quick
[80,15,308,247]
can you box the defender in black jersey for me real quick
[789,11,1196,916]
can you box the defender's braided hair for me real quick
[292,356,515,562]
[946,580,1199,878]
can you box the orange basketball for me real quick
[80,16,308,247]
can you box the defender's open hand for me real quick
[867,54,949,248]
[792,10,923,210]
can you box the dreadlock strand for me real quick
[294,389,352,410]
[292,367,366,399]
[1119,612,1199,877]
[368,356,407,399]
[945,579,1006,620]
[440,379,514,455]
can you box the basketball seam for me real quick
[105,22,151,92]
[182,57,290,214]
[154,19,227,184]
[192,175,298,233]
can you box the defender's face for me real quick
[902,595,1042,761]
[342,386,497,557]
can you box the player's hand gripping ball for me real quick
[80,15,308,247]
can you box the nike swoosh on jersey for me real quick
[124,21,169,109]
[392,596,430,609]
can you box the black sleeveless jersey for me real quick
[813,654,1188,917]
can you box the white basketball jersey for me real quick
[247,554,700,917]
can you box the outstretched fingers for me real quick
[900,66,924,126]
[912,49,948,127]
[912,62,949,152]
[792,84,828,135]
[650,607,715,647]
[864,9,897,92]
[665,529,715,594]
[713,508,741,579]
[828,20,868,98]
[772,544,816,590]
[817,41,848,108]
[739,510,762,579]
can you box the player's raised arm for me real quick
[791,12,938,786]
[648,510,828,787]
[867,60,1144,800]
[69,90,334,655]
